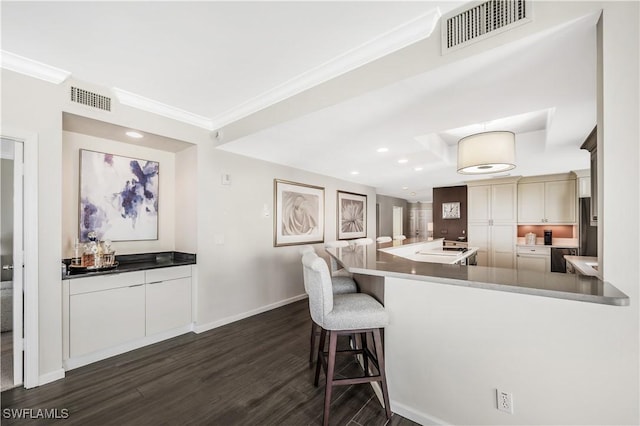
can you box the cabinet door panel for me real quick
[468,185,491,222]
[491,225,515,269]
[491,184,517,223]
[518,182,545,223]
[70,285,145,357]
[517,256,547,272]
[146,277,192,336]
[468,224,490,266]
[544,180,576,223]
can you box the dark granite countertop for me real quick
[326,238,629,306]
[63,251,196,280]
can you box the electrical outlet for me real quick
[496,389,514,414]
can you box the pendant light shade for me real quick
[457,131,516,174]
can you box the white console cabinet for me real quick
[63,265,193,369]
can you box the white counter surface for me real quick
[565,255,599,277]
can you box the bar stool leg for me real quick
[361,332,369,376]
[323,330,339,426]
[309,322,317,367]
[372,328,391,420]
[314,327,326,387]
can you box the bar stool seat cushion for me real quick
[331,276,358,295]
[323,293,389,331]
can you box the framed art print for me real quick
[274,179,324,247]
[79,149,159,241]
[337,191,367,240]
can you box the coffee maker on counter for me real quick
[544,229,552,245]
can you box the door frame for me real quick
[2,129,39,389]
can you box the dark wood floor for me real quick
[1,300,418,426]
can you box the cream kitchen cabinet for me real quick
[467,179,518,268]
[516,246,551,273]
[518,175,577,224]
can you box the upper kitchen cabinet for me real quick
[517,173,577,224]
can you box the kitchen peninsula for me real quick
[326,238,629,424]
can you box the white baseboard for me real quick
[39,368,65,386]
[194,293,308,334]
[63,324,193,371]
[390,400,449,426]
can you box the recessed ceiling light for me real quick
[402,186,409,190]
[351,171,360,175]
[410,192,416,196]
[126,131,144,139]
[414,167,423,171]
[398,159,408,164]
[377,147,389,153]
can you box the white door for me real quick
[392,206,403,237]
[1,138,23,387]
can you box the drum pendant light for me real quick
[457,131,516,174]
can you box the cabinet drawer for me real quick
[70,271,145,295]
[145,265,191,283]
[516,246,550,256]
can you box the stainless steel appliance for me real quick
[580,198,598,256]
[551,247,578,273]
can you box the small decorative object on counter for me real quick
[70,232,117,271]
[525,232,536,245]
[71,237,82,266]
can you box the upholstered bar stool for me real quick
[352,237,374,246]
[302,254,391,426]
[300,249,357,366]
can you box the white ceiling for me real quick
[2,2,595,202]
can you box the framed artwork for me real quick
[442,201,461,219]
[274,179,324,247]
[337,191,367,240]
[79,149,159,242]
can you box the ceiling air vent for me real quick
[70,86,112,112]
[442,0,532,54]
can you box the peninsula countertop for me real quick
[326,238,628,306]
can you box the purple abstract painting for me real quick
[79,149,159,241]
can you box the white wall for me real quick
[195,144,376,329]
[1,70,64,379]
[174,145,198,254]
[386,277,636,425]
[61,131,177,257]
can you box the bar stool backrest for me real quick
[302,254,334,328]
[324,241,348,249]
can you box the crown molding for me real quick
[210,8,443,130]
[112,88,214,130]
[0,50,71,84]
